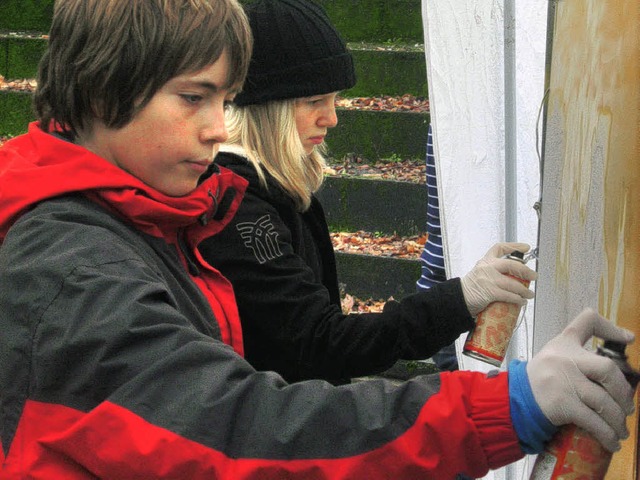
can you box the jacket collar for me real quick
[0,122,247,241]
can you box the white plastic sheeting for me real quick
[421,1,548,478]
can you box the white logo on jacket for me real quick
[236,215,283,264]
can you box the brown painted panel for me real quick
[535,1,639,478]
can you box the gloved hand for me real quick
[527,308,636,452]
[460,242,537,316]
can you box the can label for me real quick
[463,275,530,367]
[530,342,639,480]
[529,424,611,479]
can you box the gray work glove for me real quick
[527,308,636,452]
[460,242,537,317]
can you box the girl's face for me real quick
[78,50,237,197]
[294,92,339,155]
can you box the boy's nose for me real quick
[201,114,228,144]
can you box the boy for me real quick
[0,1,635,478]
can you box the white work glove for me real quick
[460,242,537,317]
[527,308,636,452]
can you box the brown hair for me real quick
[35,0,252,136]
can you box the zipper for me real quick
[177,229,199,276]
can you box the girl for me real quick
[199,0,537,384]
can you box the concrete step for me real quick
[0,89,429,162]
[0,1,53,33]
[0,33,46,80]
[0,33,426,98]
[372,359,439,381]
[318,0,423,44]
[329,108,429,161]
[330,229,424,300]
[347,44,427,98]
[0,90,32,137]
[334,251,420,300]
[317,176,425,236]
[0,0,423,44]
[320,175,426,300]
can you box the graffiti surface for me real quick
[535,1,640,477]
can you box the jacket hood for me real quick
[0,122,247,242]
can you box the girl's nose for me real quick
[318,104,338,129]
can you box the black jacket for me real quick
[199,151,475,383]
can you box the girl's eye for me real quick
[181,94,202,104]
[299,96,322,106]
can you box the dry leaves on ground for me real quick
[336,94,429,113]
[0,75,37,92]
[324,156,425,184]
[341,294,387,314]
[0,77,431,112]
[0,32,48,39]
[333,230,426,313]
[331,230,426,259]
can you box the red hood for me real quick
[0,122,247,242]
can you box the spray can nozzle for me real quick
[597,340,640,389]
[504,248,538,264]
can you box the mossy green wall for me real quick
[317,176,427,236]
[0,0,54,32]
[0,36,427,98]
[0,91,33,137]
[0,0,424,42]
[317,0,423,43]
[335,252,420,299]
[330,109,429,160]
[0,36,47,79]
[0,0,427,99]
[347,49,427,98]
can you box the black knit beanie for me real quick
[234,0,356,106]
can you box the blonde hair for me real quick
[225,100,326,212]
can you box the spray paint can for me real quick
[462,250,531,367]
[529,340,640,480]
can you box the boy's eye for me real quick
[181,94,202,104]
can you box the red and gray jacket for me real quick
[0,124,524,479]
